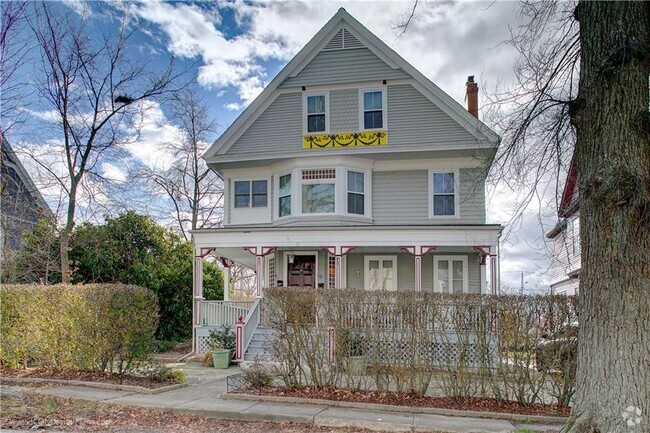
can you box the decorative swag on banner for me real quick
[303,130,388,149]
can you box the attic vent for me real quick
[323,28,364,50]
[342,29,363,48]
[324,29,344,50]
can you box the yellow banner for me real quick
[303,130,388,149]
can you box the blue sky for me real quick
[5,0,562,290]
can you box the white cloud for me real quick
[102,162,127,183]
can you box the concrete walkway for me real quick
[6,363,563,433]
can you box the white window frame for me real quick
[276,172,293,219]
[433,255,469,293]
[364,255,398,291]
[300,168,337,215]
[233,179,268,209]
[358,87,387,131]
[303,92,330,134]
[345,169,370,216]
[428,169,460,218]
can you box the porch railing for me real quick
[240,298,261,360]
[200,300,255,327]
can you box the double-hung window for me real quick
[362,90,384,130]
[234,180,267,208]
[434,256,468,293]
[302,169,335,213]
[306,94,327,133]
[278,174,292,217]
[347,170,365,215]
[431,171,457,217]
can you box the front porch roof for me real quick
[193,225,502,268]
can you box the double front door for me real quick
[288,255,316,287]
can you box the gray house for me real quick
[192,9,502,356]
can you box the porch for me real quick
[191,225,501,357]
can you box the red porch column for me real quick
[400,246,436,291]
[235,315,244,361]
[244,246,277,297]
[323,246,356,288]
[473,246,491,294]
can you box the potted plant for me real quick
[207,325,236,369]
[340,330,367,375]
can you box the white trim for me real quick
[285,78,413,93]
[232,178,270,209]
[428,169,460,219]
[282,251,319,287]
[358,86,388,131]
[345,168,371,217]
[275,171,293,219]
[433,255,469,293]
[364,255,398,291]
[303,91,330,134]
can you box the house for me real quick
[192,8,502,356]
[1,134,54,279]
[546,158,580,295]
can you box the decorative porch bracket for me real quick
[322,246,356,289]
[244,246,277,297]
[400,246,437,291]
[473,246,496,295]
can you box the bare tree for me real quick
[140,87,223,241]
[26,4,184,282]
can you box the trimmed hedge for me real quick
[0,284,158,373]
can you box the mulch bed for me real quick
[0,366,178,389]
[238,386,570,417]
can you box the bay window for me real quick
[347,170,365,215]
[234,180,267,208]
[301,169,335,213]
[278,174,292,217]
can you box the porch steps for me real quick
[243,326,277,362]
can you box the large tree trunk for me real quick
[569,2,650,433]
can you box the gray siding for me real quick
[330,89,359,132]
[227,93,302,156]
[388,84,477,147]
[281,48,409,88]
[346,252,482,292]
[372,168,486,225]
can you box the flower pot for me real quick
[212,349,231,369]
[347,356,366,376]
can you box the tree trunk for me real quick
[569,2,650,433]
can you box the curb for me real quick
[0,376,187,394]
[223,392,569,424]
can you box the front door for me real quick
[288,255,316,287]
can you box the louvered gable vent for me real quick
[323,27,364,50]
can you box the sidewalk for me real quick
[5,363,563,433]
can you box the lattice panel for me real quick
[302,169,335,180]
[328,255,336,289]
[197,336,211,354]
[267,256,276,287]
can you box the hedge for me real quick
[0,284,158,374]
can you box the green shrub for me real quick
[0,284,158,374]
[207,325,236,356]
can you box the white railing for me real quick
[241,298,261,357]
[200,300,255,327]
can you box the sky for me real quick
[5,0,564,291]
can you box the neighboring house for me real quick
[1,134,53,251]
[192,9,502,355]
[546,158,580,295]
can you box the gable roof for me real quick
[558,156,579,218]
[1,134,54,220]
[204,8,499,160]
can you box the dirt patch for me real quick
[0,366,179,389]
[236,386,570,417]
[1,392,383,432]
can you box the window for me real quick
[363,90,383,129]
[431,171,457,216]
[306,94,327,133]
[234,180,267,208]
[302,169,335,213]
[570,217,580,256]
[434,256,468,293]
[278,174,291,217]
[347,170,365,215]
[364,256,397,291]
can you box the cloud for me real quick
[102,162,127,183]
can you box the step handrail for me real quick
[236,297,261,360]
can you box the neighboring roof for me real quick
[1,133,54,220]
[204,7,499,161]
[558,157,579,218]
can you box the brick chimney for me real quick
[465,75,479,118]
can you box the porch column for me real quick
[400,246,436,291]
[473,247,490,294]
[323,246,356,288]
[244,246,277,298]
[219,257,232,301]
[193,246,215,349]
[490,254,498,295]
